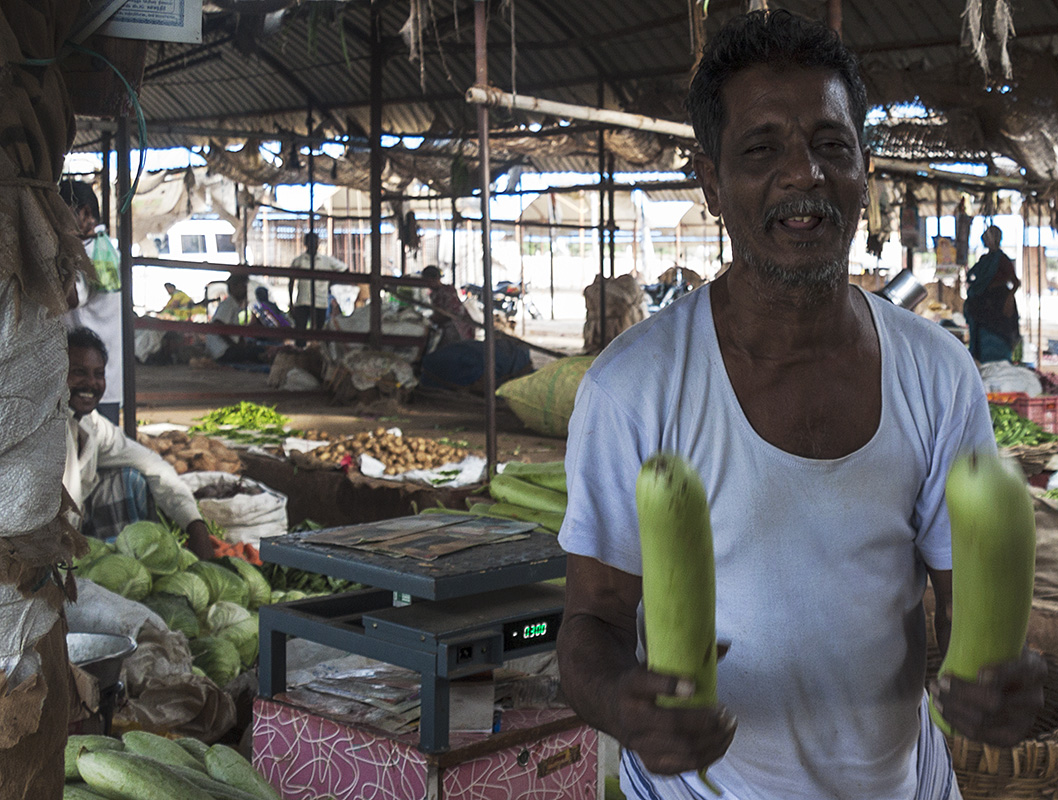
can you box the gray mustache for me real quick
[763,197,843,229]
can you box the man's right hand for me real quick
[612,664,737,775]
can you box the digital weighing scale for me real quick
[258,519,567,753]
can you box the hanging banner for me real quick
[100,0,203,44]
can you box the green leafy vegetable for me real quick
[188,561,249,607]
[205,602,259,667]
[115,521,182,576]
[142,593,201,637]
[189,636,241,687]
[153,571,211,614]
[84,554,152,601]
[188,402,291,434]
[220,557,271,610]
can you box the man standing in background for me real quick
[289,231,345,344]
[61,178,124,424]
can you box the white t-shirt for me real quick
[291,252,345,309]
[559,285,995,800]
[63,410,201,530]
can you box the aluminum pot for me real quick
[875,268,928,310]
[67,633,137,690]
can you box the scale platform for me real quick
[259,525,566,600]
[258,517,569,753]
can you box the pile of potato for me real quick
[310,428,469,475]
[136,430,243,475]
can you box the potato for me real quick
[173,460,188,474]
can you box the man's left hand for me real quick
[930,646,1047,746]
[185,520,215,561]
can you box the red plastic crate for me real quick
[1012,395,1058,434]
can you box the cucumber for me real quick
[64,735,123,781]
[122,730,208,773]
[205,744,282,800]
[78,750,216,800]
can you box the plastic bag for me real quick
[90,227,121,293]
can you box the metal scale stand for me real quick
[258,520,567,753]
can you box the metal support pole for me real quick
[116,117,136,437]
[607,152,616,279]
[369,4,384,348]
[827,0,843,37]
[597,96,607,348]
[100,134,112,232]
[308,108,317,325]
[475,0,498,474]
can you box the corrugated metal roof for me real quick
[71,1,1058,182]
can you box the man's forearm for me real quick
[557,611,640,736]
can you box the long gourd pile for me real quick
[466,461,568,532]
[65,731,281,799]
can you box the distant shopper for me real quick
[61,178,124,424]
[252,285,293,328]
[290,232,346,338]
[64,327,213,559]
[204,273,269,363]
[965,225,1021,363]
[160,282,196,319]
[422,265,476,347]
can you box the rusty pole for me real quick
[368,3,384,348]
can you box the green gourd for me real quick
[929,451,1036,735]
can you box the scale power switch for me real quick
[441,634,502,676]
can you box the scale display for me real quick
[503,611,562,651]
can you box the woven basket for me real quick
[926,611,1058,798]
[1001,442,1058,477]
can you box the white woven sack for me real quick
[178,471,288,547]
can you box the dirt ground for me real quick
[133,315,587,466]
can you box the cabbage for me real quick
[189,636,241,687]
[142,593,201,637]
[74,537,113,571]
[83,554,152,601]
[206,601,259,667]
[188,561,249,607]
[177,548,199,570]
[115,521,182,576]
[153,572,211,615]
[221,557,271,609]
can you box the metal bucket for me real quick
[875,268,928,310]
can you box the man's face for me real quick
[694,64,869,295]
[68,346,106,418]
[229,280,248,302]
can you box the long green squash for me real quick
[637,453,717,708]
[929,451,1036,735]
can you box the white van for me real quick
[134,219,254,315]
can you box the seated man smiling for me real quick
[64,327,213,560]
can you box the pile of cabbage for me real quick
[75,522,313,688]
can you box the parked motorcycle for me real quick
[642,270,695,314]
[462,280,543,322]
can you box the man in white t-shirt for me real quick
[204,273,268,364]
[290,232,346,339]
[556,11,1045,800]
[65,327,213,560]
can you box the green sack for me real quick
[90,229,121,292]
[495,355,595,438]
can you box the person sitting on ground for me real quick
[252,285,293,328]
[422,265,476,347]
[160,282,197,319]
[204,273,270,364]
[64,327,213,560]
